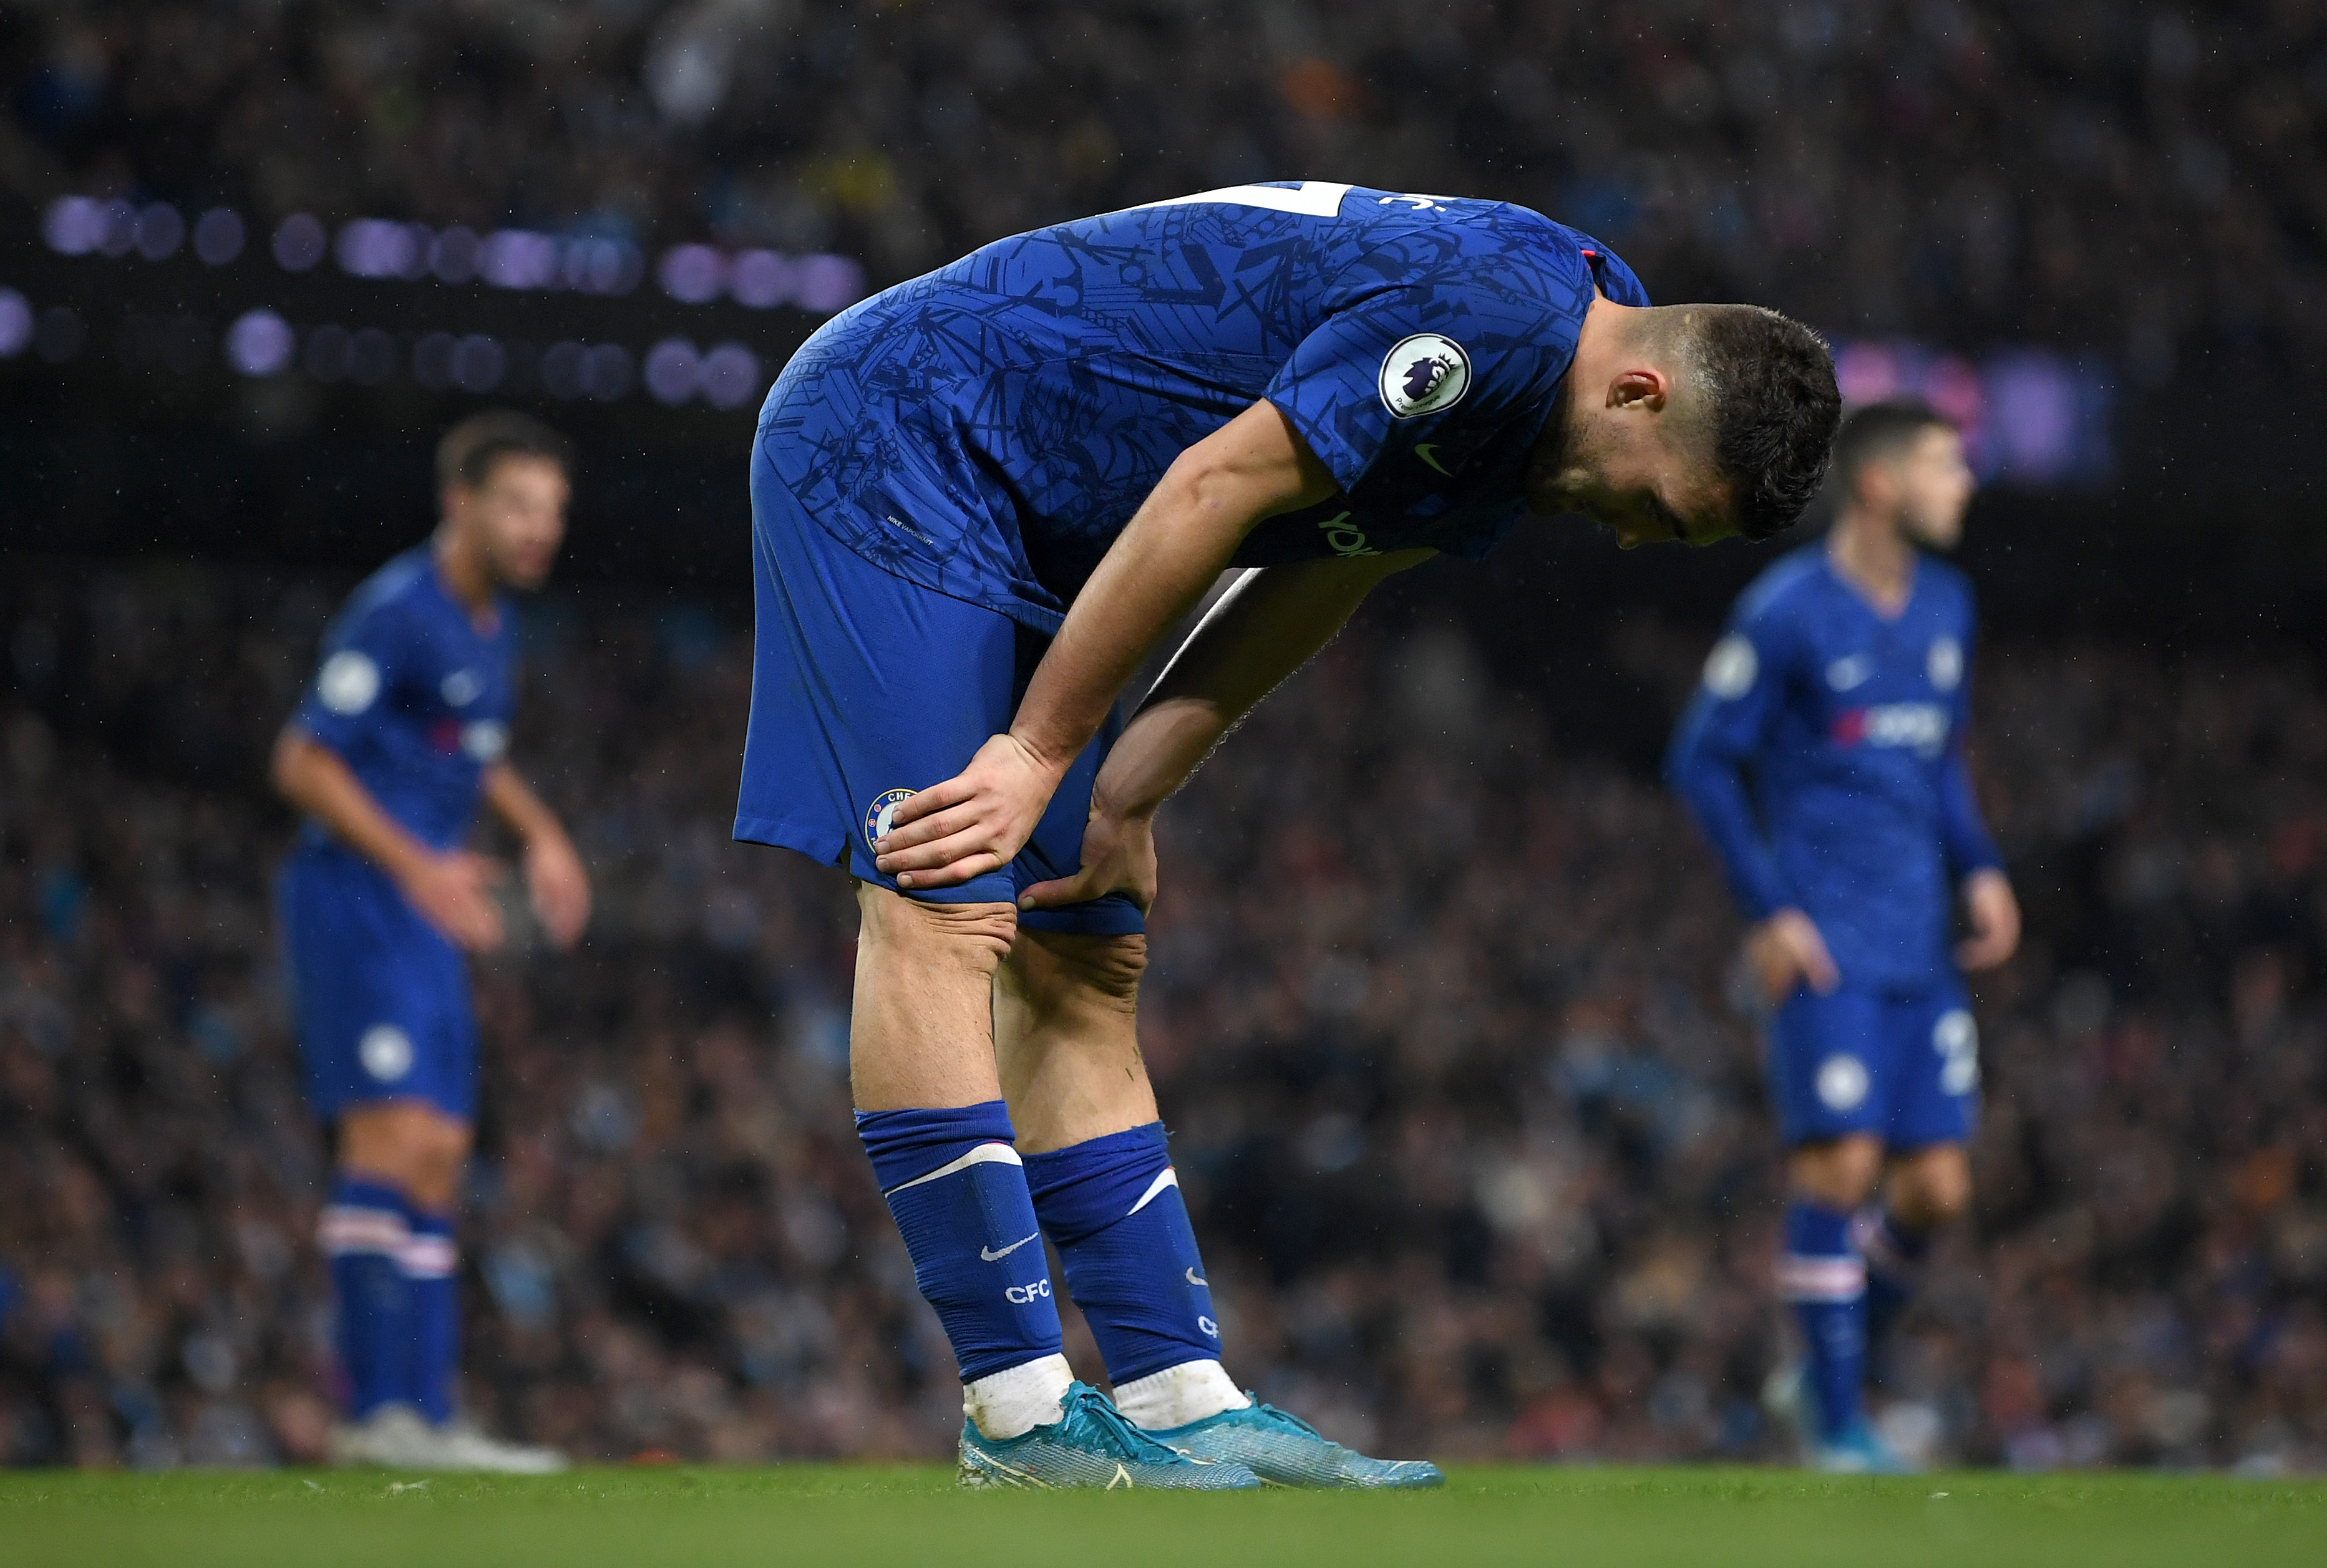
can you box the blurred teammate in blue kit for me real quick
[1667,401,2023,1471]
[273,413,590,1471]
[737,180,1842,1486]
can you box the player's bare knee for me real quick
[1790,1135,1883,1208]
[1029,931,1147,1010]
[1894,1149,1972,1227]
[859,884,1018,974]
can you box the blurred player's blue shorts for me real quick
[1766,982,1978,1149]
[732,438,1144,936]
[277,844,478,1121]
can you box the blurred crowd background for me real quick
[2,0,2321,387]
[4,0,2326,1478]
[2,562,2323,1472]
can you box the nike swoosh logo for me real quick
[1185,1267,1207,1287]
[981,1234,1040,1262]
[1414,443,1452,477]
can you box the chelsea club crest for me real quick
[865,788,916,847]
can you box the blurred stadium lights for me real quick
[0,288,28,356]
[225,309,293,377]
[41,195,860,314]
[1833,337,2114,486]
[192,208,246,266]
[9,195,857,415]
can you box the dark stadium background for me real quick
[3,2,2325,1471]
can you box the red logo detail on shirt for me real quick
[429,717,463,754]
[1832,703,1950,755]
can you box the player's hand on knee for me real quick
[1747,907,1838,1002]
[1955,868,2020,972]
[397,849,508,952]
[1019,809,1157,914]
[524,831,592,949]
[875,733,1065,889]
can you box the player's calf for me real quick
[996,931,1158,1154]
[1778,1137,1883,1449]
[850,885,1017,1111]
[324,1101,474,1427]
[1023,1122,1238,1424]
[996,932,1228,1421]
[860,1100,1072,1439]
[847,888,1084,1444]
[1859,1142,1972,1349]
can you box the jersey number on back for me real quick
[1138,181,1354,218]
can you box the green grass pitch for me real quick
[4,1465,2320,1567]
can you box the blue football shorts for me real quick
[1765,980,1979,1150]
[276,843,478,1121]
[731,436,1144,936]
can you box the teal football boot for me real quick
[1146,1397,1445,1489]
[957,1383,1260,1489]
[1810,1418,1918,1474]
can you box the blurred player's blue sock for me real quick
[858,1101,1069,1436]
[1779,1201,1867,1443]
[319,1176,417,1420]
[1023,1122,1245,1428]
[1855,1206,1933,1351]
[402,1207,459,1425]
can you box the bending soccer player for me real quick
[1666,400,2021,1472]
[737,182,1840,1488]
[273,413,590,1471]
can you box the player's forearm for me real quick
[270,731,432,881]
[482,762,568,847]
[1095,552,1429,816]
[1009,402,1336,773]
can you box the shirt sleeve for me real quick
[291,599,412,756]
[1664,611,1798,921]
[1935,624,2003,879]
[1263,246,1579,493]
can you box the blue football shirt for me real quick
[757,180,1649,632]
[289,546,517,853]
[1664,546,2003,992]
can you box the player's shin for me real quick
[857,1102,1071,1439]
[1778,1201,1868,1443]
[319,1177,421,1419]
[1023,1122,1246,1428]
[401,1208,460,1425]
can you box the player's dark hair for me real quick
[1826,399,1955,500]
[436,409,571,493]
[1693,306,1841,542]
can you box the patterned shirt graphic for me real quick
[756,181,1649,631]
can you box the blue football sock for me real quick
[1855,1207,1934,1353]
[319,1176,417,1420]
[857,1101,1063,1383]
[402,1207,460,1425]
[1023,1122,1221,1385]
[1779,1201,1867,1443]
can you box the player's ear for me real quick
[1608,366,1669,412]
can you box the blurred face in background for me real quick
[445,453,570,590]
[1873,425,1975,551]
